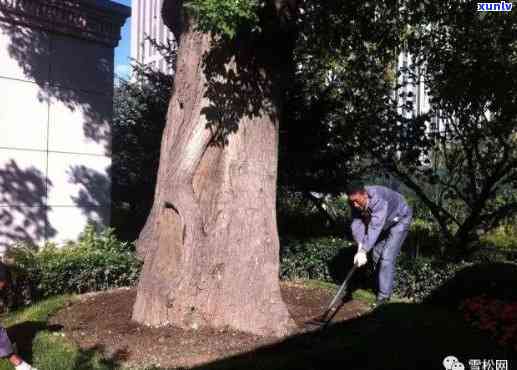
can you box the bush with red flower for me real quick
[460,295,517,351]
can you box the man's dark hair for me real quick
[346,181,366,195]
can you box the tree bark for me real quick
[132,3,297,337]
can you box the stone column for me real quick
[0,0,130,252]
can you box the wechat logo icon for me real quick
[443,356,465,370]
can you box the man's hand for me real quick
[353,248,367,267]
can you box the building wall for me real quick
[131,0,174,74]
[0,0,129,252]
[397,50,444,135]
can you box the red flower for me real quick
[460,296,517,349]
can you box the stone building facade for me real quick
[0,0,130,252]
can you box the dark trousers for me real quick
[0,327,13,357]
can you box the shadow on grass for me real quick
[7,282,516,370]
[6,322,62,363]
[27,304,514,370]
[185,303,514,370]
[71,345,126,370]
[31,338,128,370]
[52,263,517,370]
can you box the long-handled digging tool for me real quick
[305,263,358,330]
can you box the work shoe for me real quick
[376,297,389,306]
[369,297,389,310]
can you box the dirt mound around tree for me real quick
[49,281,369,368]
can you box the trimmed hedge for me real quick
[279,237,477,302]
[6,226,142,306]
[280,237,354,282]
[6,226,515,307]
[393,256,467,302]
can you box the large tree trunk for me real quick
[132,3,297,337]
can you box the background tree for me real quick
[280,1,517,258]
[363,1,517,256]
[278,0,403,227]
[111,40,176,241]
[112,62,174,241]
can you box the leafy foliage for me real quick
[184,0,260,38]
[371,2,517,251]
[132,1,517,249]
[393,256,465,302]
[280,237,353,282]
[126,0,517,262]
[278,0,517,257]
[276,187,350,238]
[6,225,142,305]
[278,235,449,303]
[280,0,403,195]
[278,235,516,303]
[479,224,517,251]
[112,56,174,241]
[405,218,442,257]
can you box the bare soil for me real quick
[49,282,370,369]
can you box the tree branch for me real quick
[436,177,470,207]
[385,162,456,239]
[304,191,338,227]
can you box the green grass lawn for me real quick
[0,296,117,370]
[0,286,513,370]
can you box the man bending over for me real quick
[347,183,413,306]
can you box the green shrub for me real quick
[468,247,517,264]
[280,237,354,282]
[75,224,136,253]
[276,189,349,238]
[405,218,442,258]
[462,225,517,263]
[393,256,468,302]
[6,226,142,305]
[279,236,463,302]
[184,0,259,39]
[279,237,463,302]
[479,224,517,252]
